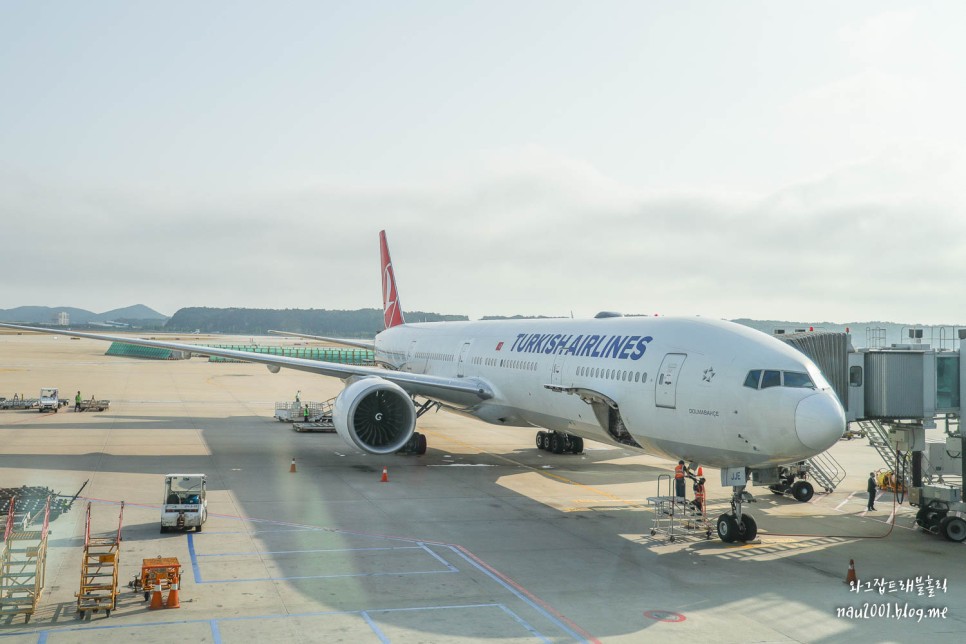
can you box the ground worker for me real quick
[693,477,707,514]
[674,460,687,499]
[74,391,82,412]
[303,404,310,423]
[867,472,877,511]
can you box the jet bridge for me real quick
[776,328,966,540]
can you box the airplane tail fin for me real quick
[380,230,406,329]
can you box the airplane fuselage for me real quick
[375,316,845,469]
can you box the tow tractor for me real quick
[160,474,207,533]
[38,388,60,413]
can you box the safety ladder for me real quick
[804,450,846,493]
[0,496,51,623]
[76,501,124,620]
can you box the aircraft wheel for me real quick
[791,480,814,503]
[416,433,427,455]
[738,514,758,541]
[941,516,966,542]
[536,431,546,449]
[550,433,564,454]
[717,514,738,543]
[570,437,584,454]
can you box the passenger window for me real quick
[782,371,814,388]
[761,370,781,389]
[743,370,761,389]
[849,366,863,387]
[634,372,640,383]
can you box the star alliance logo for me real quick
[702,367,715,383]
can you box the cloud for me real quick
[2,142,965,324]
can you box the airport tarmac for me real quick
[0,331,963,643]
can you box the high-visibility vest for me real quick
[75,394,81,403]
[695,484,706,503]
[674,464,685,479]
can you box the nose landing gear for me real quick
[716,485,758,543]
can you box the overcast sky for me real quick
[2,2,965,324]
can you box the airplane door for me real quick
[656,353,686,409]
[551,353,566,386]
[456,342,471,377]
[407,341,417,360]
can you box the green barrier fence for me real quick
[105,342,177,359]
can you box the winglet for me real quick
[380,230,405,329]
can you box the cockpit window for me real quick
[743,370,761,389]
[783,371,815,388]
[761,370,781,388]
[745,369,818,390]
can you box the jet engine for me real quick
[333,377,416,454]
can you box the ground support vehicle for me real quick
[160,474,207,533]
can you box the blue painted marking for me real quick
[417,542,459,573]
[448,546,587,643]
[210,619,222,644]
[360,611,390,644]
[0,604,536,640]
[199,569,457,584]
[497,603,553,643]
[195,546,422,558]
[187,532,203,583]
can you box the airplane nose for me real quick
[795,392,846,451]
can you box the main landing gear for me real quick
[535,430,584,454]
[716,485,758,543]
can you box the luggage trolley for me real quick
[647,474,713,542]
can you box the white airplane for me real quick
[0,231,845,543]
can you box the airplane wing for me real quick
[0,323,492,406]
[266,330,375,351]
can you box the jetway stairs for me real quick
[803,450,845,494]
[0,496,51,623]
[76,501,124,620]
[856,419,920,492]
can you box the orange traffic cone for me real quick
[149,589,164,609]
[166,582,181,609]
[845,559,857,587]
[380,466,389,483]
[290,458,297,473]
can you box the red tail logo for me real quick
[379,230,405,329]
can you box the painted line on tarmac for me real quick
[360,611,391,643]
[187,532,455,584]
[85,496,595,642]
[4,604,549,642]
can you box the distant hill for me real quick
[0,304,168,325]
[165,307,467,337]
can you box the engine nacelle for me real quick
[266,364,281,374]
[333,377,416,454]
